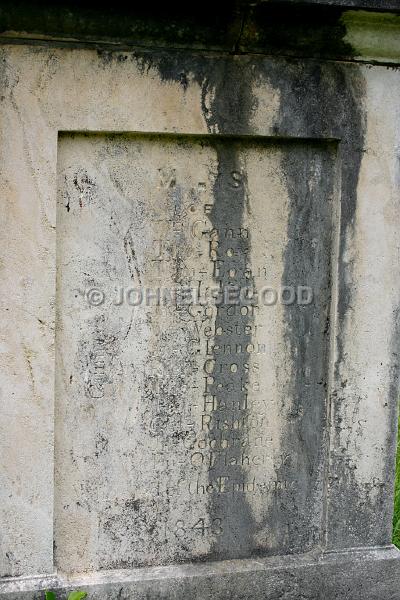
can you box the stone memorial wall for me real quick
[0,2,400,599]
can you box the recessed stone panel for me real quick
[54,133,336,572]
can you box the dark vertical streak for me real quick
[206,140,255,558]
[276,143,336,552]
[203,59,258,558]
[266,61,368,548]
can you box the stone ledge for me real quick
[0,3,400,64]
[1,546,399,600]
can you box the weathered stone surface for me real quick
[0,5,399,598]
[54,134,335,571]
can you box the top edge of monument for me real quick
[0,1,399,64]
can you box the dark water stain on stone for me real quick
[265,60,366,371]
[99,46,380,554]
[270,141,336,553]
[128,51,261,559]
[206,139,256,558]
[266,59,368,548]
[201,59,259,560]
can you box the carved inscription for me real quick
[55,135,335,570]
